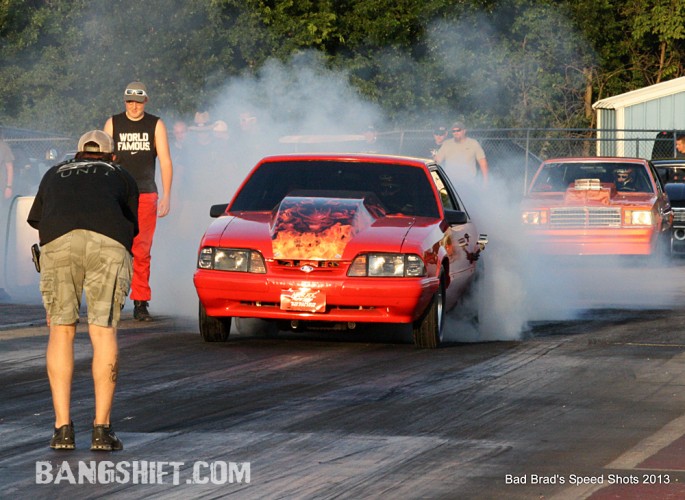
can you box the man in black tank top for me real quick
[104,82,173,322]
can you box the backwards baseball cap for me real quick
[124,81,148,103]
[77,130,114,153]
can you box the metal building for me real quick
[593,76,685,158]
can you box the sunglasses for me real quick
[616,174,629,179]
[451,128,462,132]
[125,88,147,97]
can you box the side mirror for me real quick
[444,209,468,225]
[209,204,229,218]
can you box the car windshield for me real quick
[230,160,440,218]
[530,162,653,193]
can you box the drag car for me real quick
[193,153,487,348]
[654,159,685,184]
[654,159,685,255]
[664,182,685,255]
[520,157,672,256]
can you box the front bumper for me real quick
[193,269,438,323]
[671,226,685,254]
[523,227,660,255]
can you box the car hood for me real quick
[203,194,437,260]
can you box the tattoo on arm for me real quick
[110,356,119,383]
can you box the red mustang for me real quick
[521,157,672,255]
[193,153,487,348]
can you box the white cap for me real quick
[77,130,114,153]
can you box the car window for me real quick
[230,160,440,218]
[430,170,458,211]
[648,162,665,194]
[530,162,653,193]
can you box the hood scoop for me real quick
[271,193,383,260]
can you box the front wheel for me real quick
[412,275,445,349]
[199,302,231,342]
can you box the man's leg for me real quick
[46,323,77,428]
[131,193,158,321]
[130,193,157,301]
[88,324,118,425]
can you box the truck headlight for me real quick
[624,210,653,226]
[522,210,548,225]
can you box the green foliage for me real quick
[0,0,683,136]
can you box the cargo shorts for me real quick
[39,229,132,328]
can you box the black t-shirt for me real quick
[27,159,139,252]
[111,112,159,193]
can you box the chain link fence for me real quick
[2,125,681,197]
[374,128,683,194]
[1,126,74,196]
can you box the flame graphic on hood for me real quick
[271,195,382,260]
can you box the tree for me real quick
[0,0,683,137]
[622,0,685,84]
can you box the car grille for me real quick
[673,208,685,223]
[550,207,622,228]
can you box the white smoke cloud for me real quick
[147,48,683,342]
[149,52,384,323]
[6,9,679,343]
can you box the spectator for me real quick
[233,110,262,165]
[193,110,211,129]
[212,119,232,158]
[212,119,230,142]
[189,111,214,148]
[170,119,189,162]
[104,81,173,322]
[676,135,685,158]
[429,126,448,158]
[434,121,489,184]
[27,130,139,451]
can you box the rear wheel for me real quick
[412,274,445,349]
[199,302,231,342]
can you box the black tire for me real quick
[199,302,231,342]
[412,274,445,349]
[647,230,670,266]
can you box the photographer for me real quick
[27,130,138,451]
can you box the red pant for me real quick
[130,193,158,301]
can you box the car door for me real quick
[648,161,673,232]
[430,167,478,305]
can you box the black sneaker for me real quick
[50,422,75,450]
[133,300,153,321]
[91,424,123,451]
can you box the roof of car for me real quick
[256,152,434,167]
[541,156,650,165]
[652,159,685,166]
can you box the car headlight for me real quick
[521,210,548,225]
[197,247,266,273]
[347,253,426,277]
[624,210,653,226]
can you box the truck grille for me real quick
[550,207,622,228]
[673,208,685,223]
